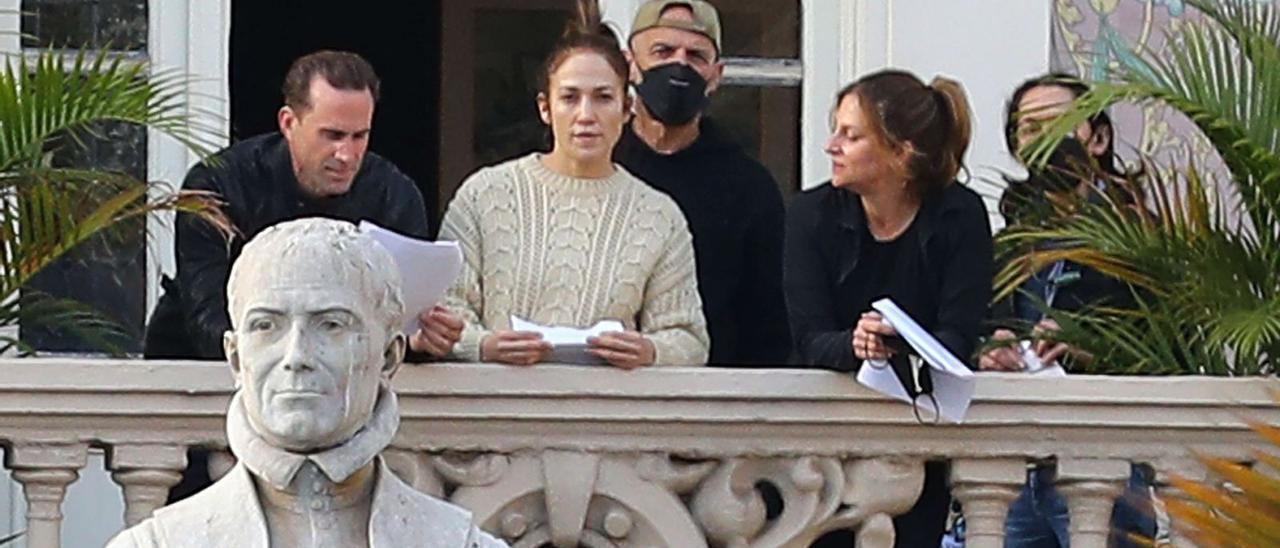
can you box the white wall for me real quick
[804,0,1053,228]
[0,450,125,548]
[883,1,1052,205]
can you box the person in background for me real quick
[145,50,462,363]
[144,50,464,503]
[438,0,709,368]
[784,69,993,547]
[951,73,1157,548]
[614,0,790,367]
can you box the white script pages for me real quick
[855,298,977,423]
[359,220,463,334]
[510,316,624,365]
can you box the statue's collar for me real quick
[227,385,400,491]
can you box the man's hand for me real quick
[852,311,898,361]
[588,331,656,370]
[480,331,553,366]
[409,305,464,358]
[979,329,1026,371]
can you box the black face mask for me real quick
[1030,136,1096,193]
[634,62,709,126]
[1000,137,1097,223]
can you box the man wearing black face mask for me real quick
[614,0,791,367]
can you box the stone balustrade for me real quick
[0,358,1275,547]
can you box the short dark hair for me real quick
[282,50,381,111]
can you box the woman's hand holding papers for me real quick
[852,311,899,361]
[587,331,655,370]
[481,330,554,365]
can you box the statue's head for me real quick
[224,218,405,452]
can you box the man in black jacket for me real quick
[146,50,462,362]
[614,0,790,367]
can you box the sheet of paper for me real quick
[856,359,977,424]
[360,221,463,334]
[851,298,977,423]
[510,316,624,365]
[1020,340,1068,377]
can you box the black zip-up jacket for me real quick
[784,181,994,372]
[144,132,429,359]
[614,120,791,367]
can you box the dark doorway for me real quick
[230,0,442,233]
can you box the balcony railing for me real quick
[0,358,1275,547]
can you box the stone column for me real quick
[1057,458,1130,548]
[950,458,1026,548]
[109,443,188,526]
[6,443,89,548]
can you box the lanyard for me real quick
[1041,260,1066,313]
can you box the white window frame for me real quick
[2,0,230,324]
[0,2,21,351]
[146,0,230,319]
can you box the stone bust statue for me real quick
[108,218,505,548]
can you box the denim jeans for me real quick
[1003,464,1156,548]
[941,464,1157,548]
[1003,468,1070,547]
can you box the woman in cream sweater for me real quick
[439,1,708,368]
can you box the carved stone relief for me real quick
[418,450,924,548]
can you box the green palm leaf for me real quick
[1001,0,1279,375]
[0,49,230,354]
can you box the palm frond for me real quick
[0,49,231,353]
[0,531,21,546]
[1025,1,1280,245]
[0,50,221,172]
[0,290,129,356]
[0,168,228,303]
[1163,410,1280,545]
[999,1,1280,376]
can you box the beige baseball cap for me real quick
[629,0,722,53]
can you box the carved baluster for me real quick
[949,458,1026,548]
[689,458,767,546]
[1057,458,1129,548]
[108,444,188,526]
[6,443,89,548]
[839,457,925,548]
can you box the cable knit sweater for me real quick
[439,153,709,366]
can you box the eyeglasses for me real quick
[865,338,939,425]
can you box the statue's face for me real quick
[225,261,396,452]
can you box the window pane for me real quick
[21,0,148,51]
[21,121,148,354]
[707,85,801,200]
[717,0,799,58]
[472,6,571,167]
